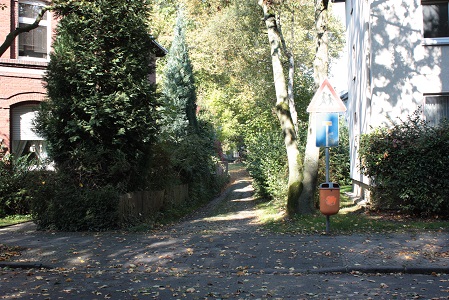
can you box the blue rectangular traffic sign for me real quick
[316,113,339,147]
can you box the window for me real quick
[18,1,49,60]
[424,94,449,126]
[11,104,48,161]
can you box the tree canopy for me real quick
[149,0,344,208]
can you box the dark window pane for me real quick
[18,23,47,59]
[423,4,449,38]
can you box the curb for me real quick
[0,262,52,269]
[236,267,449,276]
[310,266,449,275]
[2,261,449,274]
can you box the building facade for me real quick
[340,0,449,198]
[0,0,55,159]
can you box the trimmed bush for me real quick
[31,172,120,231]
[359,111,449,217]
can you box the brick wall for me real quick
[0,62,47,151]
[0,0,54,152]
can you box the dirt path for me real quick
[162,163,260,236]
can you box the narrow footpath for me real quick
[1,164,449,299]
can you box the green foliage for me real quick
[31,172,120,231]
[245,122,288,200]
[168,120,225,203]
[359,111,449,216]
[0,155,43,217]
[0,215,32,227]
[36,0,159,192]
[326,117,350,185]
[149,0,345,210]
[32,0,161,230]
[156,5,222,211]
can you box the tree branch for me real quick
[0,6,50,57]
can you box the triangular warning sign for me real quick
[307,79,347,113]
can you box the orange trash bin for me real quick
[319,182,340,216]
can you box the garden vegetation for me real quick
[359,111,449,217]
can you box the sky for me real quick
[328,2,348,95]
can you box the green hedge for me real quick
[359,112,449,216]
[31,172,120,231]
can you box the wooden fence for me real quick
[118,161,229,223]
[118,184,189,223]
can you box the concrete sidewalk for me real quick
[1,221,449,275]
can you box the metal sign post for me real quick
[307,78,347,234]
[324,120,331,233]
[323,120,332,183]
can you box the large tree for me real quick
[36,0,160,191]
[258,0,303,215]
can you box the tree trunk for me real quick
[259,1,302,216]
[276,14,298,134]
[297,113,319,214]
[298,0,329,214]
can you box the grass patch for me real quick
[257,188,449,234]
[0,215,32,227]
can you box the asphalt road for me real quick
[1,165,449,299]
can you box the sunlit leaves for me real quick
[359,112,449,216]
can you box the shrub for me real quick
[168,121,226,204]
[359,111,449,216]
[0,155,42,217]
[245,129,288,200]
[31,172,120,231]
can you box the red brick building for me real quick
[0,0,56,159]
[0,0,165,159]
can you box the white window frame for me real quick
[423,94,449,126]
[18,0,51,61]
[11,104,49,162]
[422,0,449,45]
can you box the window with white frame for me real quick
[18,1,50,60]
[424,94,449,126]
[11,104,48,161]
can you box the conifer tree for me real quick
[160,5,198,139]
[36,0,159,191]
